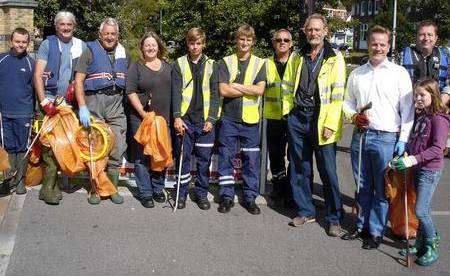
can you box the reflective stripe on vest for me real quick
[223,54,264,124]
[264,53,295,120]
[84,40,127,91]
[177,55,214,120]
[402,46,449,91]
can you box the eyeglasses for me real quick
[275,38,291,43]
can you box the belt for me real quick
[365,129,398,135]
[85,87,124,96]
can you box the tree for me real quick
[160,0,308,60]
[35,0,124,41]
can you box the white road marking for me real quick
[0,194,26,275]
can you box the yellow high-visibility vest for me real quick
[223,54,264,124]
[264,52,296,120]
[177,55,215,120]
[282,48,346,145]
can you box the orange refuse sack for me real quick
[25,142,43,187]
[39,105,117,197]
[0,147,9,171]
[385,167,418,238]
[134,111,173,171]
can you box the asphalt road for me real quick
[2,125,450,275]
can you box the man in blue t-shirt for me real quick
[0,28,35,195]
[33,11,86,205]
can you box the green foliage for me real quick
[35,0,124,41]
[159,0,307,61]
[372,0,450,50]
[372,0,414,51]
[117,0,164,61]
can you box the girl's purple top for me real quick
[408,111,450,170]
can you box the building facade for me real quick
[352,0,384,50]
[0,0,38,53]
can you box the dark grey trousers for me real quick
[85,93,127,169]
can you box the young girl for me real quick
[391,78,450,266]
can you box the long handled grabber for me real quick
[352,102,373,217]
[403,154,412,268]
[0,115,49,194]
[173,134,184,213]
[87,125,99,199]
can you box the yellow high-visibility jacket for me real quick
[176,55,215,120]
[264,52,296,120]
[223,54,265,124]
[282,44,346,145]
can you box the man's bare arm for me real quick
[33,59,47,103]
[219,82,244,98]
[231,81,265,96]
[74,72,88,107]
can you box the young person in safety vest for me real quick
[171,27,219,210]
[283,14,346,237]
[34,11,86,205]
[74,18,130,205]
[217,24,266,215]
[264,29,295,206]
[0,28,34,195]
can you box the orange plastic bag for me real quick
[0,147,9,171]
[39,106,117,197]
[134,111,173,171]
[75,124,117,197]
[25,142,43,187]
[385,167,418,238]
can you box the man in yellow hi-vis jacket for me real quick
[264,29,296,205]
[283,14,346,237]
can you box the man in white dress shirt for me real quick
[341,25,414,249]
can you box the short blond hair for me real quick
[368,25,391,43]
[186,27,206,44]
[235,24,255,40]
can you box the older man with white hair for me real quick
[74,17,130,205]
[34,10,86,205]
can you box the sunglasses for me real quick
[275,38,291,43]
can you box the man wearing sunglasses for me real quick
[264,29,295,205]
[282,14,346,237]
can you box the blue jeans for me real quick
[129,114,165,199]
[351,129,397,236]
[218,117,260,202]
[414,168,442,238]
[287,108,343,223]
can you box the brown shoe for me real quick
[327,223,341,237]
[289,216,316,227]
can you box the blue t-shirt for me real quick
[37,37,86,96]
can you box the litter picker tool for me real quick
[173,134,184,213]
[403,153,412,268]
[0,115,49,193]
[87,124,99,198]
[352,102,373,217]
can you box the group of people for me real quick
[0,10,449,266]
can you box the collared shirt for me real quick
[343,58,414,142]
[294,48,324,108]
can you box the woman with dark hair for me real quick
[126,31,172,208]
